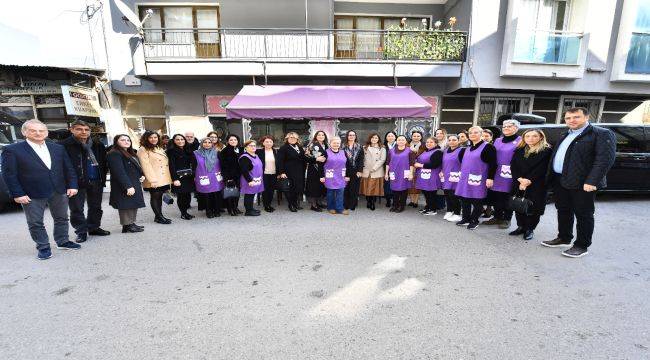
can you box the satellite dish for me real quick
[114,0,144,29]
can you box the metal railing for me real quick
[141,28,467,62]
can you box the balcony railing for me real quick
[512,29,584,65]
[141,28,467,62]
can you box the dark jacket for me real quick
[305,142,328,198]
[547,124,616,189]
[256,148,278,174]
[59,135,108,188]
[187,139,200,152]
[106,151,145,210]
[511,147,552,215]
[166,147,196,194]
[1,141,77,199]
[276,143,307,194]
[343,143,365,174]
[219,145,243,184]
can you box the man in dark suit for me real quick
[60,120,109,243]
[1,119,81,260]
[542,107,616,258]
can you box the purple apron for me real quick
[441,147,462,191]
[491,136,521,193]
[389,147,412,191]
[194,151,224,193]
[323,149,347,190]
[239,153,264,194]
[415,149,442,191]
[454,142,489,199]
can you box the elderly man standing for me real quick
[184,131,200,151]
[482,119,521,229]
[1,119,80,260]
[542,107,616,258]
[60,120,109,243]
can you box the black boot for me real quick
[369,197,376,211]
[385,198,392,208]
[122,224,144,233]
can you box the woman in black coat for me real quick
[276,131,307,212]
[304,131,328,211]
[509,129,553,241]
[166,134,196,220]
[343,130,364,211]
[219,134,244,216]
[106,134,145,233]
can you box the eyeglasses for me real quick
[502,125,516,128]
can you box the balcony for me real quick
[512,29,583,65]
[135,28,467,78]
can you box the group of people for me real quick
[1,107,616,260]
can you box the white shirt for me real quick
[264,149,276,174]
[27,139,52,169]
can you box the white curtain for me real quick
[143,8,162,42]
[336,18,354,52]
[196,9,219,43]
[164,7,193,43]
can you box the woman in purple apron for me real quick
[414,137,443,216]
[441,134,463,223]
[384,135,415,213]
[320,137,350,215]
[239,140,264,216]
[454,126,497,230]
[193,138,224,218]
[483,119,522,229]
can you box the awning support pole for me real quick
[393,62,398,86]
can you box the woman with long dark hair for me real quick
[343,130,364,211]
[137,131,172,224]
[276,132,308,212]
[219,134,243,216]
[360,132,385,211]
[304,130,328,211]
[106,134,145,233]
[383,131,397,208]
[166,134,195,220]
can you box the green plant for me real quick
[383,21,466,61]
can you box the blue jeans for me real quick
[327,188,345,213]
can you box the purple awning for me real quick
[226,85,432,119]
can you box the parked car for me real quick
[0,111,26,212]
[486,114,650,192]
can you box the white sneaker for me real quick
[424,210,437,216]
[443,212,453,220]
[448,214,463,222]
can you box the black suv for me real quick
[486,114,650,192]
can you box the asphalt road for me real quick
[1,194,649,360]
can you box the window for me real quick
[337,119,398,143]
[625,0,650,74]
[476,95,532,126]
[248,120,310,146]
[605,126,646,153]
[334,15,429,59]
[558,96,604,122]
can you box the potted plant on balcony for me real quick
[384,17,465,61]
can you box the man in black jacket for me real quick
[542,107,616,258]
[60,120,110,242]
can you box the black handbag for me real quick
[223,180,240,199]
[276,177,292,192]
[162,191,175,205]
[507,190,533,215]
[176,168,193,178]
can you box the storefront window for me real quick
[248,119,310,145]
[37,107,68,129]
[0,106,34,120]
[337,119,398,143]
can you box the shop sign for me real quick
[0,79,63,95]
[61,85,101,117]
[205,95,234,115]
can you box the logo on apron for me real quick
[389,171,396,180]
[500,165,512,179]
[252,177,262,186]
[215,172,223,182]
[448,171,460,183]
[325,169,334,178]
[468,174,482,186]
[420,169,431,180]
[341,168,346,177]
[199,176,210,186]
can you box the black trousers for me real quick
[489,190,513,221]
[461,197,484,223]
[176,192,191,214]
[149,189,165,218]
[262,174,277,208]
[444,190,461,215]
[344,174,361,210]
[203,191,222,213]
[515,212,541,231]
[226,195,240,211]
[383,179,393,203]
[422,190,437,211]
[284,190,300,208]
[69,181,104,236]
[244,193,256,211]
[392,190,408,209]
[553,178,596,249]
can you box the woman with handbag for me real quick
[256,135,278,213]
[360,133,386,211]
[508,129,552,240]
[277,132,308,212]
[239,140,264,216]
[304,131,328,211]
[193,137,224,218]
[385,135,416,213]
[219,134,244,216]
[319,136,351,215]
[137,131,173,224]
[382,131,397,208]
[343,130,364,211]
[414,137,443,216]
[441,134,463,223]
[106,134,146,233]
[167,134,195,220]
